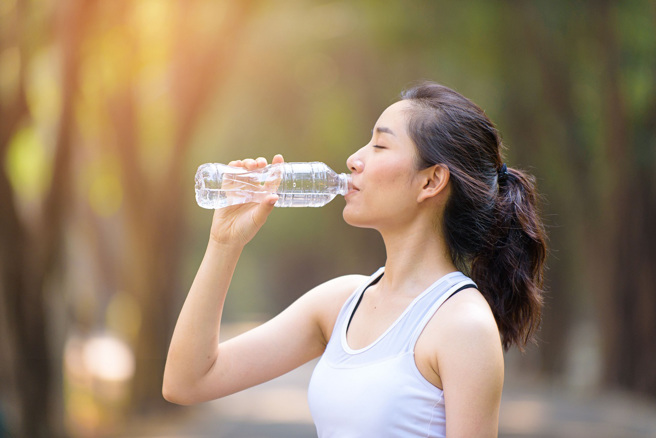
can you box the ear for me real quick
[417,164,450,203]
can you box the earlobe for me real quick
[417,164,450,203]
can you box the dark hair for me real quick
[401,82,547,351]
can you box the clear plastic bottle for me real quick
[195,162,352,209]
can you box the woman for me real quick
[163,82,547,437]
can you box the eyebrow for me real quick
[373,126,396,137]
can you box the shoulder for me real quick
[434,288,500,343]
[304,274,368,306]
[429,287,504,377]
[418,287,503,376]
[302,274,370,344]
[309,274,369,295]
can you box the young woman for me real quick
[163,82,547,437]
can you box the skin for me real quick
[163,101,504,437]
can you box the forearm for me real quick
[163,239,243,403]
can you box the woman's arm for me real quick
[163,156,280,405]
[163,241,359,404]
[162,155,361,405]
[422,288,504,437]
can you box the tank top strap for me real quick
[334,267,385,335]
[406,273,477,351]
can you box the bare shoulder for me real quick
[435,287,500,338]
[306,274,368,299]
[303,274,368,310]
[302,274,369,344]
[418,287,503,370]
[429,287,504,375]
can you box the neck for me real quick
[377,218,457,297]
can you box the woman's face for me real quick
[343,100,428,230]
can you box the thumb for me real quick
[251,194,278,227]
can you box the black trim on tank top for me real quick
[346,274,382,331]
[445,283,477,302]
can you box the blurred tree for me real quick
[508,0,656,394]
[594,0,656,396]
[0,0,258,434]
[102,0,256,413]
[0,0,91,435]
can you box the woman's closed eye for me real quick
[372,145,386,149]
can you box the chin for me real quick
[342,205,372,229]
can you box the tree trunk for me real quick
[0,0,89,435]
[105,0,257,413]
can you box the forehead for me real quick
[375,100,414,138]
[377,100,412,122]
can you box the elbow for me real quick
[162,382,185,405]
[162,384,195,406]
[162,369,225,405]
[162,385,180,405]
[162,356,228,404]
[162,373,197,406]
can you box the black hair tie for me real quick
[498,163,509,182]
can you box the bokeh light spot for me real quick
[4,124,51,201]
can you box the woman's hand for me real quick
[209,154,284,247]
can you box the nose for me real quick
[346,148,364,173]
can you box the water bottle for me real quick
[195,162,352,209]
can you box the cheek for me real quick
[373,161,415,193]
[342,158,417,224]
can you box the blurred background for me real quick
[1,0,655,437]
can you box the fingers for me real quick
[251,194,278,226]
[228,155,284,168]
[243,157,267,170]
[227,159,261,169]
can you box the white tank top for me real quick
[308,268,477,438]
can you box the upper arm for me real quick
[194,275,364,401]
[433,291,504,437]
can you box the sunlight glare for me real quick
[82,333,135,382]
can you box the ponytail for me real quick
[471,168,547,351]
[401,81,547,351]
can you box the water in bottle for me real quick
[195,162,352,209]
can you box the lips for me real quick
[346,182,359,197]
